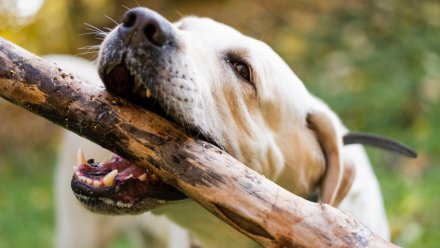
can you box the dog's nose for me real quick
[119,7,173,47]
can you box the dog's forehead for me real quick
[175,16,264,48]
[175,16,241,37]
[175,16,277,61]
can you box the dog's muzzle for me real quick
[71,8,189,215]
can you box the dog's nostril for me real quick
[143,24,157,43]
[143,23,168,46]
[122,12,137,28]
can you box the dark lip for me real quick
[71,174,187,201]
[71,176,187,215]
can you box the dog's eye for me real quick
[225,54,254,87]
[232,62,251,82]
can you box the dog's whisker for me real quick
[84,23,105,32]
[79,32,98,37]
[77,48,100,52]
[105,15,119,26]
[78,45,101,51]
[121,4,130,11]
[75,51,99,57]
[76,50,99,56]
[83,28,108,36]
[81,30,108,40]
[83,23,109,38]
[174,10,185,19]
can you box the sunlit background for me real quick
[0,0,439,247]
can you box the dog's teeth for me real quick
[125,174,134,180]
[92,180,102,188]
[138,173,147,181]
[75,171,80,177]
[146,88,152,98]
[77,148,87,165]
[79,176,87,183]
[103,169,118,187]
[86,178,93,185]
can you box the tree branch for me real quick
[0,37,397,248]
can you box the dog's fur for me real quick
[49,9,389,248]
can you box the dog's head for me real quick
[72,7,351,214]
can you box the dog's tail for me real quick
[343,132,418,158]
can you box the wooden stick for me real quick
[0,37,397,248]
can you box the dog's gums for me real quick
[71,150,187,214]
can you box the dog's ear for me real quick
[307,111,354,206]
[332,159,356,206]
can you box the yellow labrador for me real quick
[51,7,415,248]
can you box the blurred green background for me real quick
[0,0,439,247]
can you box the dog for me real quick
[50,7,415,247]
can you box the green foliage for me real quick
[0,0,438,247]
[0,142,55,248]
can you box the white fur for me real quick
[48,15,388,248]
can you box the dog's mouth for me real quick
[72,151,187,214]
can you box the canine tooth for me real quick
[77,148,87,165]
[86,178,93,185]
[93,180,101,187]
[125,174,134,180]
[138,173,147,181]
[75,171,80,177]
[146,88,152,98]
[103,169,118,187]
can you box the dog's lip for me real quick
[102,63,136,98]
[71,153,187,214]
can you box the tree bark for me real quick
[0,37,397,248]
